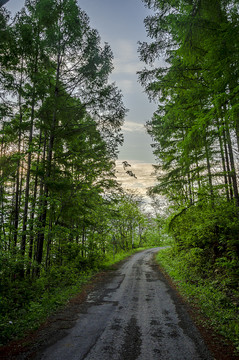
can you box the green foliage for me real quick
[0,186,160,345]
[167,199,239,267]
[140,0,239,342]
[140,0,239,208]
[0,269,92,345]
[0,0,143,346]
[0,243,158,345]
[142,217,164,247]
[0,0,127,281]
[156,247,239,351]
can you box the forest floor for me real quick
[0,249,238,360]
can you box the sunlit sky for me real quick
[4,0,163,195]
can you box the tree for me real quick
[139,0,239,206]
[139,0,239,263]
[0,0,126,277]
[0,1,9,7]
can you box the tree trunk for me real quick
[204,132,214,206]
[34,132,47,276]
[13,57,24,247]
[216,116,230,201]
[20,94,36,259]
[27,126,43,277]
[224,118,239,207]
[20,44,40,262]
[222,126,234,200]
[35,48,61,273]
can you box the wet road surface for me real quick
[37,248,213,360]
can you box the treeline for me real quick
[139,0,239,284]
[0,0,163,344]
[0,0,161,281]
[0,0,128,278]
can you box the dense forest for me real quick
[139,0,239,348]
[0,0,161,344]
[1,0,239,352]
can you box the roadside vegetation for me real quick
[1,226,162,346]
[156,244,239,352]
[0,185,162,346]
[139,0,239,354]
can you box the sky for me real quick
[79,0,157,164]
[4,0,162,197]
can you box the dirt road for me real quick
[35,248,212,360]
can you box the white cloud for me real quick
[122,121,145,133]
[115,160,156,196]
[114,39,135,61]
[115,161,169,214]
[113,59,142,75]
[112,39,141,76]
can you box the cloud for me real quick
[109,39,143,94]
[122,121,145,133]
[113,59,142,75]
[115,160,169,214]
[114,39,135,61]
[112,39,141,75]
[115,160,156,196]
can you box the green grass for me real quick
[0,247,149,346]
[156,247,239,352]
[100,247,148,269]
[0,271,93,345]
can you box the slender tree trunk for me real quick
[0,122,7,247]
[187,171,193,204]
[224,118,239,207]
[82,222,85,257]
[204,131,214,206]
[45,220,52,270]
[36,50,61,272]
[21,44,39,265]
[13,58,24,247]
[235,115,239,154]
[216,116,230,201]
[27,127,43,277]
[34,132,47,276]
[20,94,36,260]
[13,152,21,246]
[195,153,201,191]
[222,126,234,200]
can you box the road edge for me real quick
[153,253,239,360]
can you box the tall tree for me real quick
[139,0,239,206]
[0,0,126,277]
[139,0,239,265]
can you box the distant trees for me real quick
[139,1,239,272]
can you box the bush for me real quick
[167,199,239,282]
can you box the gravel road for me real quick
[36,248,213,360]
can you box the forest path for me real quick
[35,248,212,360]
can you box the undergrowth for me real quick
[0,270,93,345]
[156,247,239,352]
[0,247,145,346]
